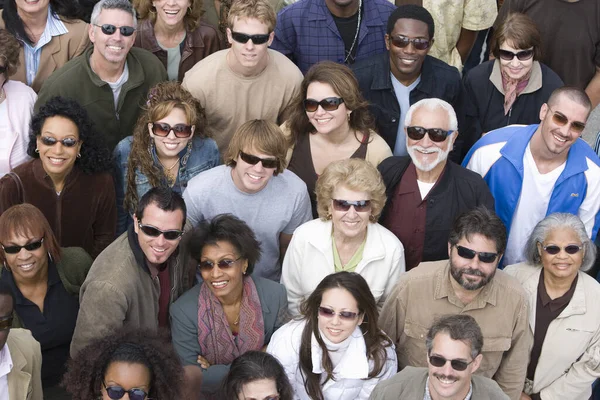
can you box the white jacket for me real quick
[267,320,397,400]
[281,219,405,316]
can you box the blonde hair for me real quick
[227,0,276,32]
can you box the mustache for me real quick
[433,373,459,381]
[458,268,485,277]
[409,145,441,153]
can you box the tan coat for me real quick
[6,329,43,400]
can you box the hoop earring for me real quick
[35,148,39,153]
[77,153,81,158]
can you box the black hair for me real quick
[0,280,14,314]
[547,86,593,114]
[135,187,187,228]
[448,207,507,254]
[386,4,435,38]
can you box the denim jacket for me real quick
[114,135,220,234]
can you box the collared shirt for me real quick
[424,376,473,400]
[22,7,68,85]
[0,344,12,400]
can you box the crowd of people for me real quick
[0,0,600,398]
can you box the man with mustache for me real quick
[378,98,494,271]
[370,315,509,400]
[380,207,532,400]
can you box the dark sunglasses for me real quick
[0,316,13,331]
[318,306,358,320]
[95,24,136,36]
[138,223,183,241]
[498,48,534,61]
[231,31,271,45]
[0,65,6,74]
[303,97,345,112]
[390,35,431,50]
[104,384,148,400]
[239,151,278,169]
[429,355,474,372]
[547,107,586,134]
[406,126,453,142]
[542,244,583,255]
[1,238,44,254]
[456,245,498,264]
[151,122,193,138]
[198,256,242,271]
[332,199,371,213]
[40,136,80,147]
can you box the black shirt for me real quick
[331,3,362,65]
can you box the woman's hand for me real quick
[197,355,211,370]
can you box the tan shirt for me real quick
[380,260,532,400]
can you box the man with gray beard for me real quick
[379,208,532,400]
[378,98,494,270]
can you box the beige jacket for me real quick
[504,263,600,400]
[6,329,43,400]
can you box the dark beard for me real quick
[450,263,495,291]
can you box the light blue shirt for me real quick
[391,73,421,156]
[22,7,68,85]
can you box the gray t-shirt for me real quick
[183,165,312,281]
[391,73,421,156]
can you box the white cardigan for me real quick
[281,219,405,316]
[267,319,397,400]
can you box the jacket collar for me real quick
[137,19,205,53]
[489,60,543,95]
[127,223,153,276]
[435,262,498,309]
[370,53,435,93]
[7,335,31,399]
[32,157,82,190]
[82,46,145,90]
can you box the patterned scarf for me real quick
[502,68,531,115]
[197,276,265,365]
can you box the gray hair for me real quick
[524,213,596,272]
[405,98,459,133]
[425,314,483,360]
[90,0,138,28]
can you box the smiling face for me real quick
[231,147,277,194]
[15,0,49,17]
[90,9,137,65]
[448,234,500,291]
[226,17,273,75]
[101,361,151,400]
[36,116,82,181]
[237,378,278,400]
[148,107,194,159]
[385,18,431,86]
[537,96,589,158]
[538,227,584,282]
[306,81,350,137]
[153,0,190,28]
[330,185,371,240]
[318,287,363,344]
[406,107,456,173]
[2,232,48,282]
[499,40,534,81]
[199,241,246,302]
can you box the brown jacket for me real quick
[7,329,43,400]
[380,260,532,400]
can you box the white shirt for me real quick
[417,180,435,200]
[106,62,129,109]
[391,73,421,156]
[0,343,13,400]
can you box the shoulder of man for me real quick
[491,268,529,301]
[266,49,303,80]
[7,328,41,366]
[471,374,511,399]
[82,233,137,285]
[424,55,461,81]
[182,49,228,81]
[371,366,428,398]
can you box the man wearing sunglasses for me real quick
[35,0,167,151]
[381,208,532,400]
[378,99,494,271]
[463,86,600,267]
[371,315,509,400]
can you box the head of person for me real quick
[89,0,138,66]
[385,5,435,85]
[225,119,287,194]
[62,328,183,400]
[447,207,507,291]
[0,281,15,351]
[133,187,187,267]
[220,351,294,400]
[425,315,484,400]
[0,29,20,88]
[226,0,276,72]
[134,0,202,32]
[404,98,458,173]
[524,213,596,282]
[189,214,261,302]
[286,61,374,144]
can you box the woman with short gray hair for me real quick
[504,213,600,400]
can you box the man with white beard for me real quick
[378,98,494,270]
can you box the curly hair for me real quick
[135,0,204,31]
[61,328,183,400]
[123,81,206,215]
[0,29,21,78]
[27,96,112,175]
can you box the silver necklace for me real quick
[344,0,362,64]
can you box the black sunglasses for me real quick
[542,244,583,255]
[151,122,193,138]
[318,306,358,320]
[303,97,345,112]
[0,65,6,74]
[456,245,498,264]
[231,31,271,45]
[429,355,474,372]
[332,199,371,213]
[0,316,13,331]
[104,384,148,400]
[498,48,534,61]
[239,151,278,169]
[390,35,431,51]
[406,126,453,143]
[138,223,183,241]
[95,24,136,37]
[1,238,44,254]
[40,136,80,147]
[198,256,242,271]
[547,107,586,134]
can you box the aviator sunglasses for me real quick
[198,256,242,271]
[151,122,193,138]
[455,245,498,264]
[318,306,358,320]
[104,383,148,400]
[239,151,278,169]
[542,244,583,255]
[429,355,474,372]
[1,238,44,254]
[138,223,183,241]
[498,48,534,61]
[332,199,371,213]
[406,126,453,142]
[546,106,586,134]
[231,31,271,45]
[303,97,345,112]
[389,35,431,50]
[40,136,80,147]
[94,24,136,36]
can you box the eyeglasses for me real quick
[239,151,278,169]
[547,106,586,134]
[332,199,371,213]
[0,316,13,331]
[406,126,453,142]
[151,123,193,138]
[389,35,431,50]
[231,31,271,45]
[40,136,80,147]
[498,48,534,61]
[542,244,583,255]
[1,238,44,254]
[104,383,148,400]
[198,256,242,271]
[455,245,498,264]
[303,97,345,112]
[95,24,136,37]
[138,223,183,241]
[429,355,474,372]
[318,306,358,320]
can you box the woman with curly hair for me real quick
[114,81,219,234]
[283,61,392,217]
[62,328,184,400]
[0,96,116,258]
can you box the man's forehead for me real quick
[411,107,450,129]
[392,18,430,38]
[431,332,471,358]
[97,8,134,24]
[550,96,591,123]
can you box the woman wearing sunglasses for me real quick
[283,61,392,218]
[114,81,219,235]
[281,158,405,317]
[267,271,397,400]
[504,213,600,400]
[463,13,563,149]
[0,203,93,398]
[62,328,183,400]
[170,214,288,399]
[0,96,115,258]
